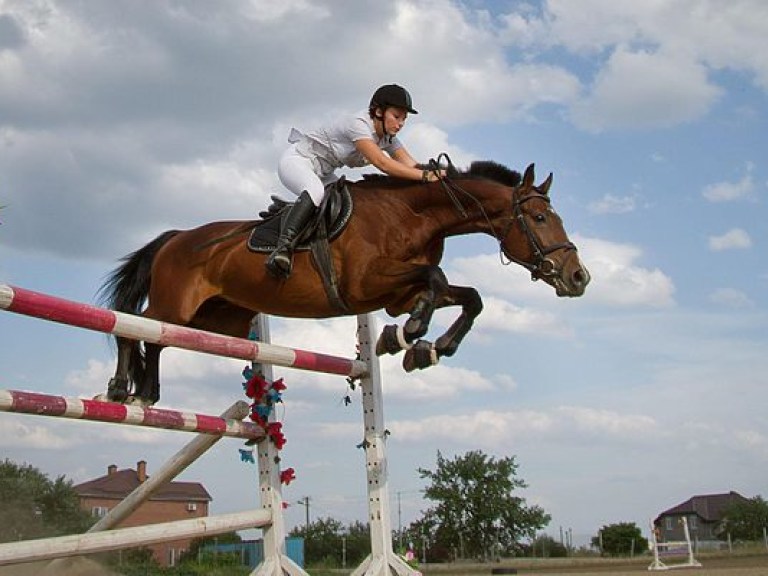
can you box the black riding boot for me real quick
[265,191,316,278]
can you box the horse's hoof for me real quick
[126,396,155,407]
[92,393,109,403]
[376,324,402,356]
[402,340,438,372]
[106,377,130,403]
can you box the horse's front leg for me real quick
[433,285,483,358]
[376,265,445,355]
[402,285,482,371]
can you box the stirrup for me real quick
[266,248,292,278]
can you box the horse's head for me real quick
[498,163,590,297]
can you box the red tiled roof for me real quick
[74,468,211,502]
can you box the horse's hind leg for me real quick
[133,343,162,406]
[106,336,134,403]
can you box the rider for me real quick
[266,84,442,278]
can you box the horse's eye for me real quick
[534,213,547,223]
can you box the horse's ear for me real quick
[522,163,535,188]
[540,172,553,195]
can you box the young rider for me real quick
[266,84,441,278]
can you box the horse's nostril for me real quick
[573,267,591,287]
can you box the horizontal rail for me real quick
[0,508,272,566]
[0,283,368,378]
[0,389,265,440]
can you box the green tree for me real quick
[179,530,243,564]
[592,522,647,556]
[343,520,371,567]
[289,516,344,566]
[419,450,551,561]
[719,495,768,541]
[0,459,92,542]
[529,534,568,558]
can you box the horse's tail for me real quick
[98,230,179,386]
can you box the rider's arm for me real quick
[355,139,440,182]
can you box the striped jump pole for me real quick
[0,389,265,441]
[0,283,368,379]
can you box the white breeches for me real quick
[277,144,338,207]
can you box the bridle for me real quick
[500,190,576,281]
[424,154,576,282]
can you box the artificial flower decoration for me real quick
[239,448,255,464]
[280,467,296,485]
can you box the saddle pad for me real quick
[247,185,353,253]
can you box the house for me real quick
[73,460,212,567]
[653,491,749,544]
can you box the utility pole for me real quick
[397,491,403,548]
[297,496,310,529]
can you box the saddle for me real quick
[248,178,353,313]
[247,178,352,253]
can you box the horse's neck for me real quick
[354,179,505,237]
[415,180,505,237]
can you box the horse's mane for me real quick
[357,160,521,188]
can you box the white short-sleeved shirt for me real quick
[294,110,403,176]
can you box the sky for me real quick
[1,0,767,551]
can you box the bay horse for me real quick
[99,161,590,405]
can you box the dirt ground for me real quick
[0,553,765,575]
[419,553,768,576]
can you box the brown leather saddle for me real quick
[248,178,352,253]
[249,179,353,312]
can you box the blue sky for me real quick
[1,0,766,548]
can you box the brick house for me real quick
[653,491,749,543]
[73,460,212,567]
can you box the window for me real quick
[91,506,109,518]
[689,516,698,530]
[664,517,673,531]
[168,547,176,567]
[186,502,197,512]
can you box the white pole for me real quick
[351,314,419,576]
[0,509,271,566]
[250,314,308,576]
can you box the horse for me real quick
[99,161,590,405]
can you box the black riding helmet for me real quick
[369,84,418,114]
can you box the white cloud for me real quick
[388,405,660,448]
[449,237,675,309]
[708,228,752,251]
[588,194,637,214]
[0,416,71,449]
[709,288,754,308]
[570,47,721,132]
[501,0,768,130]
[64,359,115,396]
[476,296,573,338]
[702,165,755,202]
[575,235,676,308]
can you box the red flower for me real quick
[245,374,269,400]
[267,422,286,449]
[280,467,296,485]
[271,378,287,391]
